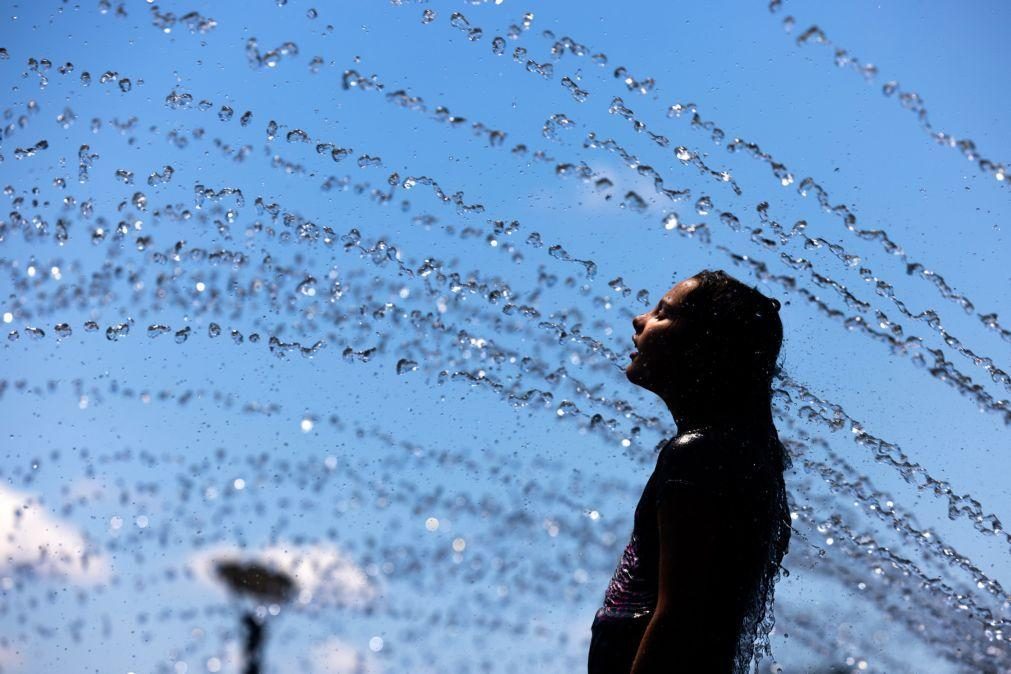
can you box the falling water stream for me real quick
[1,2,1009,673]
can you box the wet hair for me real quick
[682,269,791,669]
[677,268,790,471]
[680,268,784,408]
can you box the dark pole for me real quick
[241,611,266,674]
[214,560,293,674]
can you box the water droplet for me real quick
[695,196,712,215]
[719,212,741,231]
[621,192,647,213]
[396,358,419,374]
[105,323,130,341]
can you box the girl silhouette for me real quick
[589,269,791,673]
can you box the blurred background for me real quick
[0,1,1009,672]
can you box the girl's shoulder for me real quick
[656,428,719,476]
[658,425,775,477]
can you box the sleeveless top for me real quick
[590,424,789,672]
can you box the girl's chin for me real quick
[625,361,647,383]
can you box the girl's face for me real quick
[626,277,700,394]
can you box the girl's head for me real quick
[627,269,783,415]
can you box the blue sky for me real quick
[1,1,1009,673]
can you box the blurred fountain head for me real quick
[628,268,783,423]
[214,559,296,605]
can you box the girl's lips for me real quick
[629,351,638,360]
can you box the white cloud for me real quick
[310,637,382,674]
[0,642,24,672]
[188,542,377,610]
[62,477,107,503]
[0,485,109,585]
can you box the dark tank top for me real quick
[589,424,787,674]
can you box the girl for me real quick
[589,270,791,673]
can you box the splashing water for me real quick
[1,3,1009,674]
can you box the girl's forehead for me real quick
[664,277,700,304]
